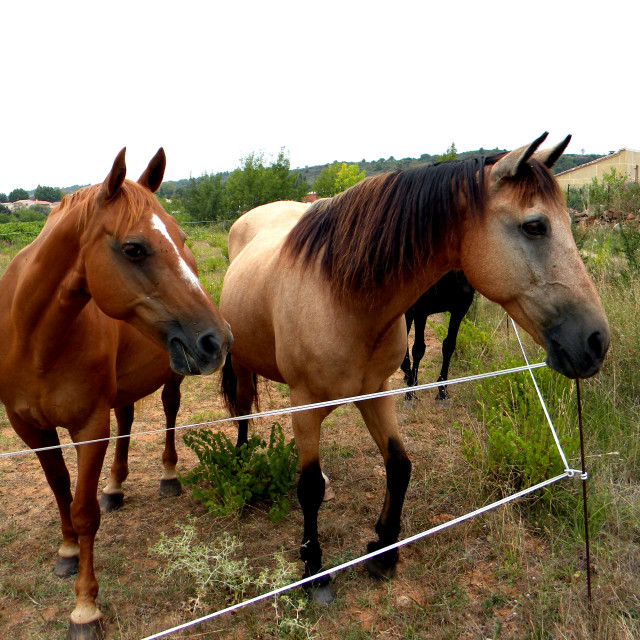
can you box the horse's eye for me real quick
[521,220,547,238]
[122,242,147,260]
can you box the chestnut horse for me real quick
[0,149,233,639]
[219,133,609,603]
[400,270,475,401]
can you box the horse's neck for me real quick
[9,211,93,366]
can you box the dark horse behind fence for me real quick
[0,149,233,640]
[400,270,475,401]
[219,133,609,605]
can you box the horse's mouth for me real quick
[168,337,203,375]
[166,321,232,377]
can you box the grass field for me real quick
[0,218,639,639]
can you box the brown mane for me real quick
[282,155,562,302]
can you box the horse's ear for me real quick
[491,132,549,183]
[138,148,166,193]
[534,135,572,169]
[100,148,127,200]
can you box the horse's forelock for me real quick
[498,158,565,209]
[60,180,158,233]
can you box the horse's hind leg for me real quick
[9,415,80,577]
[400,310,414,394]
[221,355,257,448]
[436,307,466,402]
[355,383,412,580]
[98,405,133,512]
[159,373,184,497]
[409,311,428,390]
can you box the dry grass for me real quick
[1,224,640,639]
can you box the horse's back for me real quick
[228,201,309,262]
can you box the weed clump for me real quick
[181,422,298,522]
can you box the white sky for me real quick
[2,0,638,194]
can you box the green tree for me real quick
[158,181,176,199]
[182,173,229,221]
[9,188,29,202]
[34,185,64,202]
[312,161,365,197]
[435,142,457,163]
[226,149,308,216]
[0,193,8,203]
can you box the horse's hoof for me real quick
[66,618,106,640]
[54,555,79,578]
[321,472,335,502]
[404,392,417,403]
[98,492,124,512]
[365,556,397,581]
[365,543,398,580]
[304,581,336,604]
[159,477,183,497]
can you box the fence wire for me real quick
[0,319,589,640]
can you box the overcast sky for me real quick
[2,0,638,194]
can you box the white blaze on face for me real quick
[151,214,206,295]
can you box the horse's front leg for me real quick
[67,413,110,639]
[355,382,412,580]
[290,396,335,604]
[159,372,184,497]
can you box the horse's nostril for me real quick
[587,330,607,360]
[198,332,221,357]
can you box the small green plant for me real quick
[152,522,252,605]
[181,422,298,522]
[614,222,640,272]
[151,523,318,638]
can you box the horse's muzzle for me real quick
[167,325,233,376]
[543,321,610,379]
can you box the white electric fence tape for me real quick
[0,315,586,640]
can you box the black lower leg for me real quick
[297,461,328,587]
[367,438,412,577]
[236,419,249,448]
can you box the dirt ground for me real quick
[0,331,592,639]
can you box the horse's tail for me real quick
[220,354,259,416]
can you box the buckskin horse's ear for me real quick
[491,132,549,183]
[534,135,572,169]
[138,148,166,193]
[99,148,127,200]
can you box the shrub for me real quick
[181,422,298,522]
[461,356,578,502]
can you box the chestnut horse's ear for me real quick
[100,147,127,200]
[534,135,572,169]
[491,132,549,183]
[138,148,166,193]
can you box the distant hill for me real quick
[50,149,606,197]
[294,149,606,189]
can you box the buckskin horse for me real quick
[0,149,233,639]
[219,133,609,604]
[400,270,475,401]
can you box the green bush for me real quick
[0,220,45,248]
[461,356,578,502]
[181,422,298,522]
